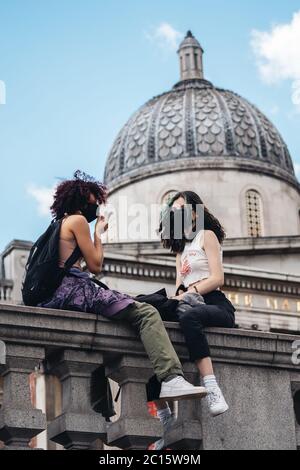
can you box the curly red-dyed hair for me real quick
[50,170,107,220]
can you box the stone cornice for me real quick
[102,255,300,296]
[103,235,300,257]
[107,157,300,195]
[1,239,33,257]
[223,235,300,255]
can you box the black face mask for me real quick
[81,202,98,223]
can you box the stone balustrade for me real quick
[0,280,13,304]
[0,302,299,450]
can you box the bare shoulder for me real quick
[65,214,88,226]
[61,214,89,237]
[203,230,220,247]
[203,229,218,240]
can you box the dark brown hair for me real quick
[50,170,107,220]
[159,190,226,253]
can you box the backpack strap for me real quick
[63,245,82,271]
[90,276,109,290]
[62,240,109,290]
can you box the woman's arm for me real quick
[188,230,224,295]
[175,253,182,291]
[69,215,105,275]
[176,252,187,294]
[170,253,186,298]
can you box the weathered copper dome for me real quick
[104,31,296,186]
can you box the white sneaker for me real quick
[206,386,229,417]
[153,412,177,450]
[159,375,207,401]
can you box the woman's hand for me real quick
[171,293,187,301]
[95,216,108,236]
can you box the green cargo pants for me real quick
[112,301,183,382]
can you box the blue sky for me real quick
[0,0,300,251]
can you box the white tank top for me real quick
[180,230,223,288]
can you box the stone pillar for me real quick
[46,349,107,450]
[165,363,203,450]
[0,344,46,449]
[106,356,161,449]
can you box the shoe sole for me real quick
[159,390,207,401]
[211,404,229,417]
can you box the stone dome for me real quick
[104,31,296,188]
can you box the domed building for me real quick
[101,31,300,333]
[104,31,300,240]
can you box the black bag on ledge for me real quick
[21,219,82,307]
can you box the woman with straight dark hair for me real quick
[151,190,236,450]
[37,172,208,405]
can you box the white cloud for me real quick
[250,10,300,110]
[292,79,300,112]
[145,23,184,51]
[27,184,55,217]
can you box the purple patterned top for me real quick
[37,267,135,317]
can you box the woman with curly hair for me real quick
[37,171,207,403]
[150,191,236,450]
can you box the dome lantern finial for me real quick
[177,30,204,81]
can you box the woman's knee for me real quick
[178,309,203,328]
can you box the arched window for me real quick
[246,189,264,237]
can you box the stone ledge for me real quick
[0,303,299,370]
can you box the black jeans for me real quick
[161,289,236,362]
[176,303,235,361]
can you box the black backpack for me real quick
[22,218,82,306]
